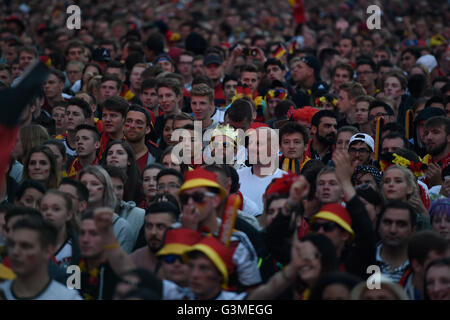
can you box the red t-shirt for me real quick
[137,152,149,173]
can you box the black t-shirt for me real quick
[79,261,119,300]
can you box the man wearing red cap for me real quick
[178,166,262,291]
[307,151,376,279]
[146,235,248,300]
[156,228,202,287]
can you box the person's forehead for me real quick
[67,104,83,112]
[281,132,303,140]
[81,219,97,231]
[349,140,370,149]
[269,198,287,208]
[76,129,94,138]
[179,54,193,62]
[110,176,124,185]
[266,64,281,70]
[383,208,410,220]
[158,86,176,94]
[30,151,48,160]
[319,172,338,180]
[101,80,117,87]
[357,64,372,71]
[369,106,387,114]
[224,79,238,86]
[241,71,257,78]
[146,212,174,222]
[12,228,40,241]
[191,95,210,102]
[158,174,179,182]
[126,110,146,121]
[383,137,404,146]
[319,117,337,125]
[59,183,77,195]
[337,131,353,139]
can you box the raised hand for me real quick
[288,175,310,205]
[332,150,354,184]
[93,207,116,247]
[426,163,443,187]
[181,203,201,231]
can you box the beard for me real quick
[316,132,336,146]
[427,140,447,156]
[125,132,146,143]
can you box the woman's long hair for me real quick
[101,140,142,202]
[79,165,117,210]
[22,145,60,189]
[17,124,50,163]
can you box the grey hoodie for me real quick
[118,200,146,245]
[112,213,135,254]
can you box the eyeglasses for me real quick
[162,254,185,264]
[309,221,339,232]
[157,182,180,191]
[348,147,370,155]
[179,191,216,205]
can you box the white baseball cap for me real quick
[349,133,375,152]
[416,54,438,73]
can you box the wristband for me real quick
[104,241,119,250]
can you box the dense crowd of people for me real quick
[0,0,449,301]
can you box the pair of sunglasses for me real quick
[162,254,184,264]
[179,191,216,205]
[309,221,338,232]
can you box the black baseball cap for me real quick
[92,47,111,62]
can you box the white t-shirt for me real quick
[54,238,73,268]
[0,279,82,300]
[162,280,247,300]
[237,166,287,215]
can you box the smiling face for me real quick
[432,213,450,240]
[191,95,214,122]
[158,87,180,116]
[296,241,322,287]
[28,152,51,183]
[426,265,450,300]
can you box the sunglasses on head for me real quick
[162,254,184,264]
[179,191,216,205]
[309,221,338,232]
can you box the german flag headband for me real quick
[379,152,430,177]
[315,96,337,108]
[265,89,288,103]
